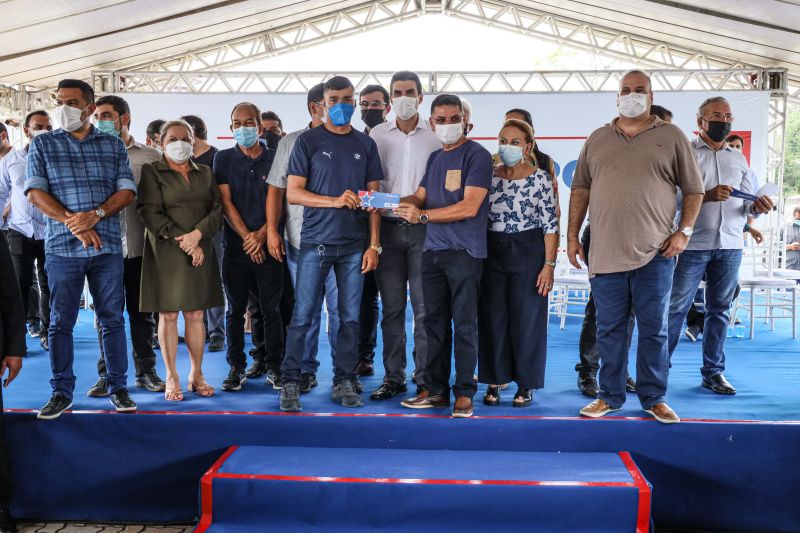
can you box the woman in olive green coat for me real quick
[138,119,224,401]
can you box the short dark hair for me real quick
[261,111,280,121]
[0,122,7,138]
[360,84,389,104]
[430,94,462,114]
[57,79,95,104]
[727,134,744,144]
[181,114,208,140]
[649,104,673,120]
[146,119,165,141]
[505,108,533,127]
[307,83,325,104]
[229,103,262,126]
[95,95,130,118]
[390,71,423,95]
[323,76,354,94]
[24,110,50,128]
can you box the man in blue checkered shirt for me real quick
[24,79,138,419]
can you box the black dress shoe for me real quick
[370,381,407,400]
[354,360,374,377]
[87,377,109,398]
[136,371,166,392]
[578,375,599,397]
[625,376,636,393]
[702,373,736,395]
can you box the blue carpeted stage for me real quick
[4,308,800,531]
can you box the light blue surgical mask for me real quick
[498,144,524,167]
[233,126,259,148]
[96,119,120,137]
[327,103,355,126]
[793,219,800,228]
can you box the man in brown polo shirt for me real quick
[567,70,704,424]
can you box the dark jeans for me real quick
[358,268,379,362]
[282,242,363,384]
[422,249,482,400]
[97,256,157,379]
[7,230,49,331]
[375,221,427,385]
[223,252,284,371]
[668,249,742,378]
[46,253,128,400]
[590,253,675,410]
[577,225,634,378]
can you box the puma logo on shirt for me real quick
[322,151,333,159]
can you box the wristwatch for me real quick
[418,212,429,224]
[369,244,383,255]
[680,226,693,238]
[95,207,106,219]
[544,260,557,268]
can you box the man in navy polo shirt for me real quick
[214,102,283,392]
[279,76,383,411]
[395,94,493,418]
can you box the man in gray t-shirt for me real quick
[265,83,339,393]
[783,205,800,271]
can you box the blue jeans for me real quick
[590,253,675,410]
[668,249,742,378]
[282,243,362,384]
[46,253,128,399]
[286,244,339,374]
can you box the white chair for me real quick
[550,271,591,330]
[733,276,797,339]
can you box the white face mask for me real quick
[434,122,463,145]
[393,96,419,121]
[55,104,88,132]
[165,140,193,163]
[617,93,649,118]
[30,129,49,139]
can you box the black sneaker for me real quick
[370,381,407,400]
[280,382,302,412]
[626,376,637,393]
[136,371,166,392]
[39,335,49,351]
[222,367,247,391]
[87,377,109,397]
[299,373,318,393]
[208,336,225,352]
[0,502,17,533]
[246,359,267,378]
[332,379,363,408]
[110,389,137,412]
[265,368,283,390]
[37,394,72,420]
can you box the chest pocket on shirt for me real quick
[718,161,744,188]
[445,169,462,192]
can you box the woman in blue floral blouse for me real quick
[478,119,559,407]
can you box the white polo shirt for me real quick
[370,117,440,217]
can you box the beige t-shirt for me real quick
[572,117,704,275]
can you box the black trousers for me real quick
[478,230,548,389]
[576,226,634,377]
[0,387,11,504]
[358,269,379,362]
[223,252,284,370]
[422,249,482,399]
[97,256,157,378]
[7,230,49,330]
[250,259,294,362]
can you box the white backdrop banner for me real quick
[124,89,769,210]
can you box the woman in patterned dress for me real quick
[478,119,559,407]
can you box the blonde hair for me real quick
[499,118,536,164]
[159,119,195,144]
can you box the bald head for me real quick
[619,70,652,94]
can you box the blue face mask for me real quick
[498,144,525,167]
[96,119,120,137]
[233,126,259,148]
[327,103,355,126]
[794,220,800,227]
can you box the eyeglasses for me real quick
[431,115,463,125]
[703,112,734,122]
[359,100,387,110]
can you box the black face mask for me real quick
[361,109,385,129]
[705,120,732,143]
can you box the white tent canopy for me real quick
[0,0,798,91]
